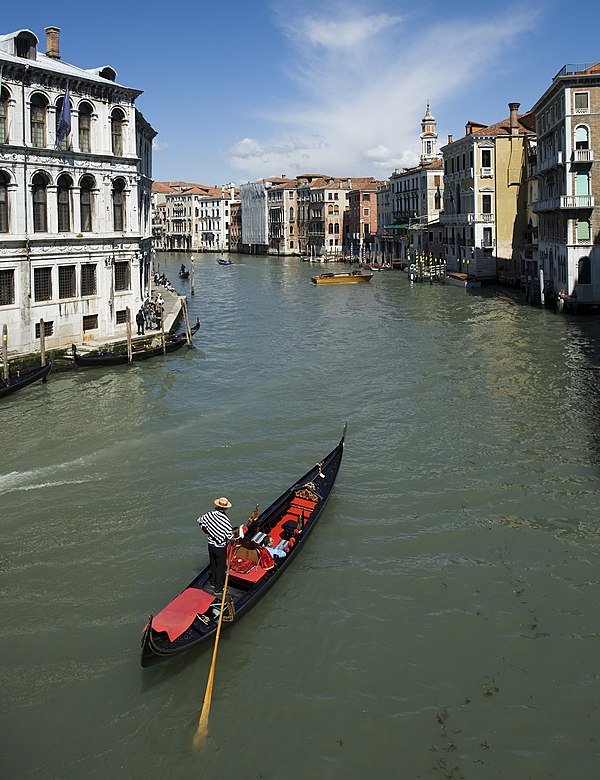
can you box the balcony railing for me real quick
[535,151,564,175]
[532,195,595,212]
[479,213,494,222]
[480,167,493,178]
[572,149,594,163]
[439,212,474,224]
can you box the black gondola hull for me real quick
[140,428,346,666]
[0,362,52,398]
[72,321,199,367]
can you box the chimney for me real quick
[509,102,520,136]
[448,134,453,145]
[45,26,61,59]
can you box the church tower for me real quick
[420,103,438,163]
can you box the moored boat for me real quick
[0,361,52,399]
[311,271,374,285]
[72,320,200,367]
[140,426,346,666]
[445,272,481,289]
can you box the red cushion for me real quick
[292,497,317,509]
[152,588,216,641]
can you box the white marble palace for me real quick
[0,26,156,354]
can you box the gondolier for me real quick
[198,498,235,594]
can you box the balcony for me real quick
[439,212,474,224]
[532,194,595,212]
[480,167,493,178]
[572,149,594,163]
[479,213,494,223]
[535,151,564,175]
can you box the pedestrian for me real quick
[135,308,145,335]
[197,497,235,594]
[143,298,154,331]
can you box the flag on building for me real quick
[55,84,71,148]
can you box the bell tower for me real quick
[420,103,438,163]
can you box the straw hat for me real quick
[214,497,232,509]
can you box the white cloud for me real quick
[227,1,540,179]
[152,140,170,151]
[294,12,402,49]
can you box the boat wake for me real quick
[0,458,96,496]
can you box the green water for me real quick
[2,252,600,779]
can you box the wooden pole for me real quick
[190,256,195,296]
[193,552,234,751]
[161,306,166,355]
[126,308,133,364]
[39,319,46,367]
[2,324,8,381]
[181,297,192,345]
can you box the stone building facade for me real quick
[531,63,600,307]
[0,26,156,354]
[440,104,535,281]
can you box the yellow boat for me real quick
[311,271,374,285]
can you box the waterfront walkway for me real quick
[81,287,185,350]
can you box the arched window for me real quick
[32,173,48,232]
[112,178,126,231]
[30,94,47,148]
[0,171,9,232]
[578,256,591,285]
[79,102,92,153]
[434,189,441,210]
[57,174,72,232]
[574,125,590,150]
[80,176,94,232]
[328,223,333,234]
[576,219,591,243]
[55,94,72,151]
[334,223,339,234]
[0,87,8,143]
[111,109,124,156]
[289,206,294,222]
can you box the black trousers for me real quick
[208,543,227,588]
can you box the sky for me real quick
[3,0,600,187]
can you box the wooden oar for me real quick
[192,547,234,750]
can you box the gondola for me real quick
[140,426,346,667]
[0,361,52,399]
[179,269,190,279]
[72,319,200,367]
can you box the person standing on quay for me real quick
[197,497,234,594]
[135,308,145,335]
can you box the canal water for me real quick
[2,252,600,779]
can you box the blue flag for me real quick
[55,85,71,148]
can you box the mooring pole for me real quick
[126,308,133,364]
[2,324,8,380]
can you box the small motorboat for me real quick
[311,271,374,285]
[217,258,233,265]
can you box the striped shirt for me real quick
[197,509,233,548]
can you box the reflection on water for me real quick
[2,252,600,779]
